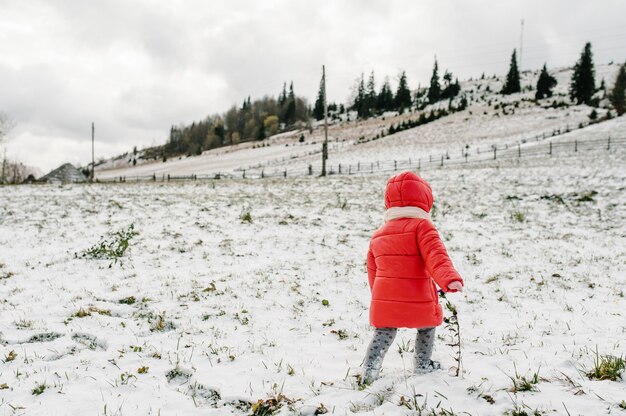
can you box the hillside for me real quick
[95,63,622,180]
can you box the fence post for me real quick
[261,170,264,178]
[377,161,379,169]
[607,136,611,150]
[394,160,397,170]
[518,143,521,157]
[549,141,552,156]
[441,155,444,166]
[465,153,468,163]
[308,165,312,175]
[338,164,342,174]
[418,158,421,170]
[284,169,287,178]
[153,173,156,181]
[574,140,577,152]
[167,174,170,181]
[493,147,496,160]
[243,169,246,179]
[357,161,360,171]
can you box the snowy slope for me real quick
[1,140,625,415]
[94,63,623,180]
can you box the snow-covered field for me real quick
[1,141,625,415]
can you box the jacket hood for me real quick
[384,171,433,212]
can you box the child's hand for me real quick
[447,281,463,292]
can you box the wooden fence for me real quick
[95,135,625,183]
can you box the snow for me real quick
[2,61,626,415]
[1,136,625,414]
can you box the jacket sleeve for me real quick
[416,220,463,292]
[366,247,376,292]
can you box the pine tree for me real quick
[570,42,596,104]
[377,77,394,112]
[366,71,377,117]
[278,83,287,106]
[352,73,366,118]
[535,64,557,100]
[609,62,626,115]
[313,76,325,121]
[428,59,441,103]
[395,71,412,112]
[443,70,452,86]
[285,82,296,124]
[502,49,521,95]
[452,78,461,97]
[441,71,460,99]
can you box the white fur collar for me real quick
[383,206,431,224]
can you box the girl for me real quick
[361,171,464,384]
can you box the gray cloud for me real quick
[0,0,625,172]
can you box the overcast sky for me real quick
[1,0,625,173]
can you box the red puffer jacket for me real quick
[367,171,463,328]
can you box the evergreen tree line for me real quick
[165,42,625,159]
[165,82,309,157]
[503,41,625,114]
[330,59,464,121]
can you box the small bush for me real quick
[150,312,175,332]
[79,224,138,267]
[3,350,17,363]
[588,109,598,120]
[587,350,625,381]
[508,364,541,393]
[512,211,526,223]
[119,296,136,305]
[505,406,545,416]
[32,383,46,396]
[240,209,252,224]
[251,394,295,416]
[331,329,348,340]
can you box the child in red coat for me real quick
[361,171,464,384]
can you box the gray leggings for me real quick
[362,327,435,381]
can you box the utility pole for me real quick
[321,65,329,177]
[91,122,94,182]
[519,19,524,72]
